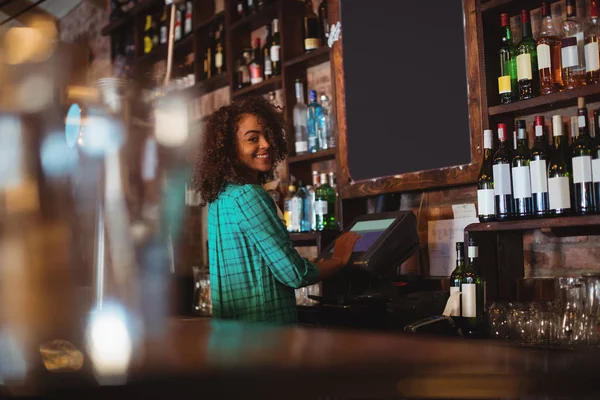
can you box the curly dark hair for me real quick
[193,96,288,205]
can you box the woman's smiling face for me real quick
[236,113,272,180]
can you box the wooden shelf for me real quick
[232,76,282,99]
[488,83,600,117]
[284,46,330,69]
[479,0,560,13]
[197,11,225,31]
[288,148,336,165]
[465,214,600,237]
[229,2,279,32]
[196,73,229,94]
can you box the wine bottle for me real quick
[318,0,329,44]
[184,1,193,36]
[236,49,251,89]
[477,129,495,222]
[512,120,533,218]
[461,237,485,337]
[175,5,183,41]
[449,242,465,318]
[530,116,550,217]
[572,97,596,214]
[263,24,273,80]
[493,123,514,220]
[315,172,336,231]
[250,37,263,85]
[498,13,518,104]
[593,109,600,211]
[270,19,281,76]
[548,115,573,215]
[587,0,600,84]
[562,0,587,89]
[516,9,539,100]
[302,0,321,52]
[214,24,225,75]
[236,0,248,18]
[537,1,563,95]
[293,80,309,155]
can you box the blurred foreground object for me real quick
[39,340,83,372]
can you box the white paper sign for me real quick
[452,203,477,220]
[428,218,479,277]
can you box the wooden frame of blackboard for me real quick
[330,0,488,199]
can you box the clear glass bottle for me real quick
[293,80,308,155]
[537,1,563,94]
[284,183,296,232]
[307,90,322,153]
[318,94,332,150]
[562,0,587,89]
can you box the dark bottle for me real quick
[302,0,321,52]
[571,97,596,214]
[493,123,514,220]
[516,9,539,100]
[498,13,517,104]
[247,0,259,14]
[512,119,533,218]
[461,237,485,337]
[548,115,573,215]
[318,0,329,45]
[236,49,251,89]
[203,28,214,79]
[214,24,225,75]
[263,23,273,80]
[530,116,550,217]
[236,0,248,18]
[449,242,465,319]
[270,19,281,76]
[477,129,495,222]
[593,109,600,212]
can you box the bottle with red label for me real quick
[250,37,263,85]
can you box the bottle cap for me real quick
[521,9,530,23]
[500,13,509,27]
[552,115,563,136]
[498,123,507,141]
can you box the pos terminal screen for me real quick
[330,218,396,253]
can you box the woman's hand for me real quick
[331,231,361,266]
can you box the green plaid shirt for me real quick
[208,183,320,325]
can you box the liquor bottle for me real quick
[498,13,518,104]
[537,1,563,95]
[175,5,183,41]
[315,172,337,231]
[477,129,495,222]
[512,119,533,218]
[562,0,586,89]
[461,237,485,337]
[247,0,258,14]
[318,0,329,44]
[449,242,465,319]
[548,115,572,215]
[586,0,600,84]
[530,116,550,217]
[236,49,251,88]
[236,0,248,18]
[263,24,273,80]
[293,80,308,155]
[284,183,296,232]
[214,24,225,75]
[302,0,321,52]
[318,94,332,150]
[516,9,539,100]
[593,109,600,210]
[308,171,320,231]
[144,15,153,54]
[572,97,596,214]
[250,38,263,85]
[307,90,321,153]
[291,181,307,232]
[184,1,193,36]
[203,29,213,79]
[270,19,281,76]
[493,123,514,220]
[160,6,168,45]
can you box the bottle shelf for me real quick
[288,148,336,165]
[229,1,280,32]
[232,76,282,99]
[197,11,225,31]
[488,83,600,117]
[479,0,549,14]
[284,46,330,69]
[465,214,600,237]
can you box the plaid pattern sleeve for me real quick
[208,183,320,325]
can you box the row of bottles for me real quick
[203,23,227,80]
[449,239,485,337]
[143,2,193,54]
[236,19,281,89]
[293,80,335,155]
[477,96,600,221]
[284,171,337,233]
[498,0,600,104]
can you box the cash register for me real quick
[300,211,447,330]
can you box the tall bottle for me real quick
[562,0,587,89]
[263,24,273,80]
[292,181,308,232]
[516,9,539,100]
[586,0,600,84]
[477,129,495,222]
[318,0,329,44]
[537,1,563,95]
[214,24,225,75]
[592,109,600,210]
[284,183,296,232]
[548,115,573,215]
[302,0,321,52]
[461,237,485,337]
[236,49,251,89]
[572,97,596,214]
[449,242,465,319]
[318,94,332,150]
[250,37,263,85]
[530,116,550,217]
[270,19,281,76]
[512,120,533,218]
[307,90,322,153]
[203,29,214,79]
[184,1,193,36]
[493,123,514,220]
[315,172,336,231]
[498,13,518,104]
[308,171,320,231]
[293,80,308,155]
[175,5,183,41]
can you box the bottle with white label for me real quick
[271,19,281,76]
[572,97,596,214]
[516,9,539,100]
[548,115,573,216]
[461,237,485,337]
[477,130,495,222]
[512,120,533,218]
[308,171,320,231]
[562,0,587,89]
[592,109,600,211]
[493,123,514,220]
[530,116,550,217]
[537,1,563,95]
[587,0,600,84]
[184,1,192,36]
[293,80,309,155]
[315,172,336,231]
[449,242,465,319]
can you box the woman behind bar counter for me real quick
[193,97,359,325]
